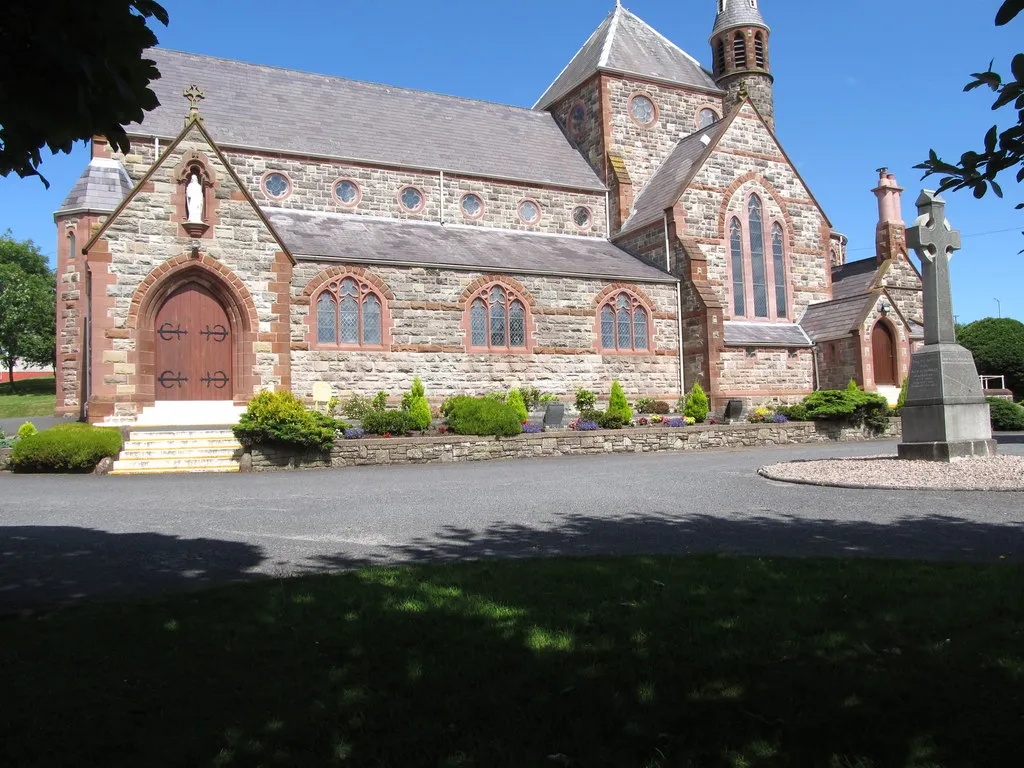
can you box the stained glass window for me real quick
[573,206,592,230]
[772,223,787,319]
[335,180,360,205]
[699,109,718,128]
[748,196,768,318]
[730,218,746,317]
[519,200,541,224]
[400,187,424,212]
[263,172,290,199]
[600,291,650,351]
[467,284,530,351]
[314,275,385,347]
[461,194,483,218]
[317,293,337,344]
[629,94,656,126]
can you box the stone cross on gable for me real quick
[183,84,205,123]
[907,190,961,346]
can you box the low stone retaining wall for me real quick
[0,449,10,472]
[247,419,902,472]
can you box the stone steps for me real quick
[110,428,244,476]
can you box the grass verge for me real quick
[0,376,56,419]
[2,555,1022,767]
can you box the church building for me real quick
[53,1,922,424]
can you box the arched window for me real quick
[467,284,529,352]
[733,33,747,69]
[754,33,766,69]
[699,108,719,129]
[599,291,650,352]
[726,193,789,321]
[716,40,726,74]
[315,276,385,347]
[67,231,76,261]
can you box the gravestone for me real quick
[898,191,996,461]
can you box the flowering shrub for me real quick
[772,414,790,424]
[664,418,687,428]
[438,425,449,435]
[748,407,775,424]
[636,417,650,426]
[685,416,696,426]
[571,419,601,431]
[343,428,365,440]
[651,415,664,424]
[521,422,543,434]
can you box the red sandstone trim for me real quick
[626,91,659,129]
[260,169,294,201]
[397,185,426,214]
[460,279,537,355]
[693,103,722,130]
[459,193,486,221]
[593,286,657,356]
[332,178,363,209]
[302,270,394,352]
[516,198,543,226]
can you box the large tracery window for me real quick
[468,284,529,351]
[599,291,650,352]
[727,193,789,321]
[316,276,384,347]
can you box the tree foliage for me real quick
[959,317,1024,397]
[916,1,1024,220]
[0,1,168,186]
[0,233,56,391]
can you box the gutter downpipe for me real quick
[665,213,686,399]
[439,171,445,224]
[83,266,93,421]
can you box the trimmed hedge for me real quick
[361,409,417,436]
[802,386,890,433]
[447,397,523,437]
[10,423,123,473]
[987,398,1024,431]
[234,391,347,451]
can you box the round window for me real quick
[263,172,291,199]
[461,193,484,219]
[629,94,657,127]
[399,186,424,212]
[519,200,541,224]
[572,206,593,230]
[335,179,360,206]
[699,108,719,128]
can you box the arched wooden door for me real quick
[871,322,898,386]
[154,283,233,400]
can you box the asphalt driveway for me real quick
[1,439,1021,612]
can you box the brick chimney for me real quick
[872,168,906,264]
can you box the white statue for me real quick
[185,173,204,223]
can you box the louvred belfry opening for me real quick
[154,283,233,401]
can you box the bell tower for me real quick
[710,0,775,130]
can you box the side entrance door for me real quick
[871,322,897,386]
[154,284,233,401]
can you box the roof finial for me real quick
[183,84,205,125]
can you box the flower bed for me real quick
[246,419,902,472]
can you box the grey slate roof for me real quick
[831,257,879,300]
[711,0,770,37]
[267,210,676,282]
[724,321,811,348]
[798,295,874,342]
[131,49,604,191]
[619,120,726,233]
[534,6,719,110]
[56,158,133,215]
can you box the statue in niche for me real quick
[185,172,205,223]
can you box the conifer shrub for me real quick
[402,377,432,430]
[507,389,529,422]
[607,380,633,422]
[234,391,347,451]
[10,423,123,473]
[987,398,1024,431]
[684,382,710,423]
[896,378,909,414]
[801,386,890,433]
[17,422,38,440]
[446,397,523,437]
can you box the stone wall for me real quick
[604,76,725,191]
[880,255,923,326]
[290,263,682,400]
[816,335,862,391]
[247,419,903,472]
[717,347,815,405]
[0,449,10,472]
[549,75,606,185]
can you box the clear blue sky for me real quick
[1,0,1019,323]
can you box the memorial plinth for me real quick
[898,191,996,461]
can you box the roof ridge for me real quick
[153,48,553,118]
[598,5,624,68]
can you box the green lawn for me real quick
[0,376,56,419]
[2,556,1022,767]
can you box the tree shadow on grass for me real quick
[2,513,1022,767]
[0,526,266,615]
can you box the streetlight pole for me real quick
[994,298,1002,318]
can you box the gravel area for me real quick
[760,454,1024,491]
